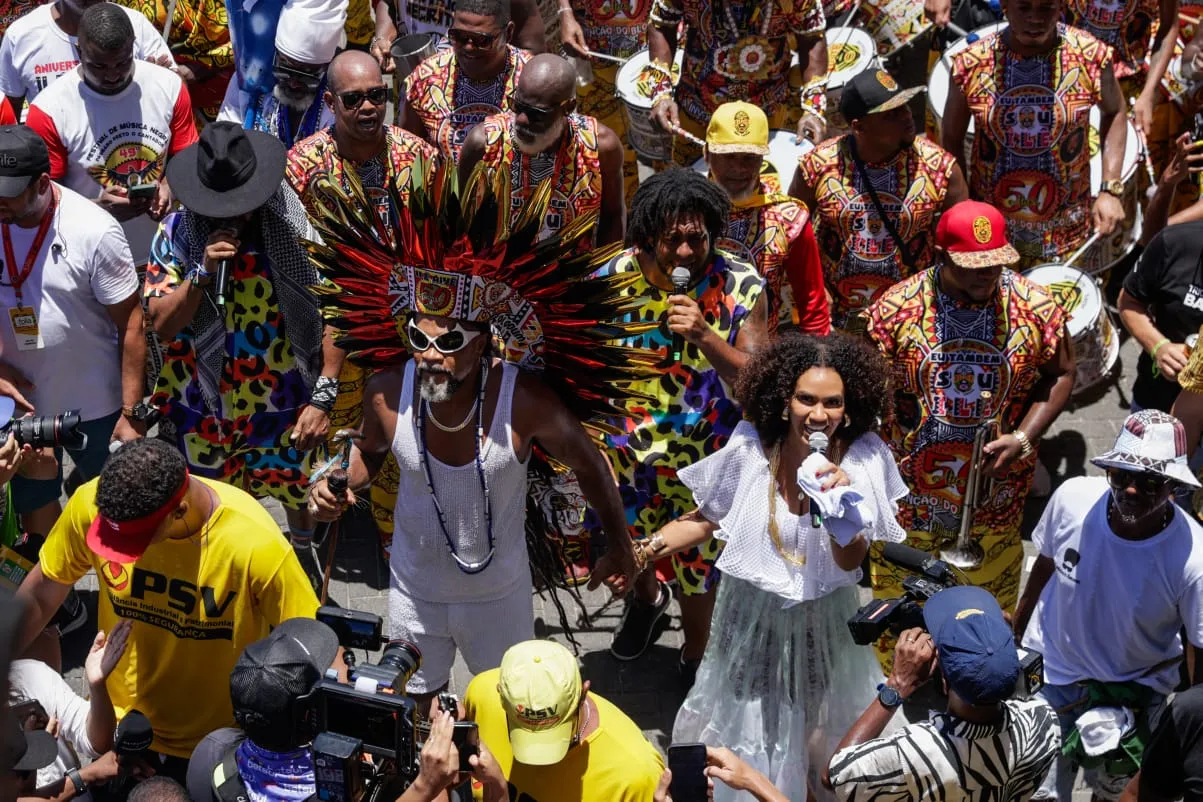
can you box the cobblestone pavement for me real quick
[58,328,1140,795]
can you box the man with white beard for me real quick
[217,0,341,148]
[458,53,626,248]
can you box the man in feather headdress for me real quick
[307,160,651,709]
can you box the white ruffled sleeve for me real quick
[678,420,767,541]
[842,431,908,544]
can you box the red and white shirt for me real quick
[26,61,198,266]
[0,4,173,106]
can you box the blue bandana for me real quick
[235,739,315,802]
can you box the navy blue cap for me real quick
[923,586,1019,705]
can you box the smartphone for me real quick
[667,742,708,802]
[452,721,479,773]
[127,182,158,200]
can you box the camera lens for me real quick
[379,639,422,688]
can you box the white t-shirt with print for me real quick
[1022,475,1203,694]
[0,183,136,421]
[0,4,174,106]
[9,659,98,800]
[25,60,197,266]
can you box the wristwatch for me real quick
[1101,179,1125,197]
[122,402,156,422]
[877,683,904,708]
[65,768,86,798]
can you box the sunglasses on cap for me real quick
[337,86,389,110]
[513,98,572,127]
[408,321,485,354]
[1107,469,1173,494]
[273,62,324,89]
[447,27,500,48]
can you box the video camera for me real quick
[848,543,1044,698]
[1,410,88,450]
[310,606,423,802]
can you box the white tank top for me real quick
[389,360,531,603]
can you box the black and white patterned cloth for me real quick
[828,697,1061,802]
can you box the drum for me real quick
[1080,117,1141,276]
[1021,264,1119,393]
[826,27,877,138]
[690,130,816,188]
[615,48,684,162]
[862,0,934,57]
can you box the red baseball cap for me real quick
[936,200,1020,269]
[86,471,191,562]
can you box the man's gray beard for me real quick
[419,370,463,403]
[273,84,317,111]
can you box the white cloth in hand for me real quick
[1075,707,1134,756]
[796,452,874,547]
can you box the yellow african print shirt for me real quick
[952,24,1113,266]
[798,135,956,330]
[404,45,530,163]
[476,111,603,241]
[1064,0,1158,79]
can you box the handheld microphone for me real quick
[669,267,691,362]
[881,542,958,585]
[311,468,349,548]
[110,710,154,794]
[214,259,232,307]
[808,431,829,528]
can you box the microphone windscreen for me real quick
[114,710,154,754]
[809,431,830,456]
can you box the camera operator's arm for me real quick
[1013,554,1055,642]
[397,711,457,802]
[25,752,123,802]
[824,628,936,793]
[0,433,21,486]
[14,564,71,654]
[310,369,401,521]
[705,747,788,802]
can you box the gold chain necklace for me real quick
[767,446,806,566]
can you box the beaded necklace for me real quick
[416,359,496,573]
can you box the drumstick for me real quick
[586,50,628,65]
[1129,98,1159,199]
[1063,231,1103,270]
[1181,11,1200,23]
[835,0,865,50]
[672,125,706,147]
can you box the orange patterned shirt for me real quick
[477,112,603,241]
[1064,0,1157,79]
[286,126,438,225]
[952,25,1112,266]
[798,135,956,329]
[866,268,1065,541]
[574,0,650,59]
[404,46,530,164]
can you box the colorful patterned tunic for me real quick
[588,248,764,595]
[145,214,315,510]
[476,112,603,241]
[405,45,530,163]
[866,267,1065,667]
[649,0,825,165]
[720,185,828,335]
[1064,0,1158,79]
[286,125,438,554]
[572,0,650,203]
[798,135,957,331]
[951,25,1113,266]
[116,0,233,123]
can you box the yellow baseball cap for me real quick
[497,640,583,766]
[705,101,769,155]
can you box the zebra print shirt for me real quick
[828,698,1061,802]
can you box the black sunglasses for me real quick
[1107,469,1172,494]
[447,27,500,48]
[512,98,571,127]
[338,86,389,109]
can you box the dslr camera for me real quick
[310,606,423,802]
[1,410,88,450]
[848,543,1044,698]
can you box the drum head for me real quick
[615,48,683,107]
[928,22,1008,130]
[826,28,876,89]
[1021,263,1101,338]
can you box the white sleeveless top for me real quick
[390,360,531,603]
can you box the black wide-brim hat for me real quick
[167,121,288,219]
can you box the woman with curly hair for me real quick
[639,331,907,802]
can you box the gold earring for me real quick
[842,416,852,428]
[781,408,789,420]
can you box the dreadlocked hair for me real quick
[626,167,731,253]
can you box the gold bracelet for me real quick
[1014,429,1035,458]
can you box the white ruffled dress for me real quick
[672,420,908,802]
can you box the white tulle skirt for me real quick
[672,577,883,802]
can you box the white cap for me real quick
[275,0,348,65]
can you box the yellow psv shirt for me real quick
[464,669,664,802]
[39,477,320,757]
